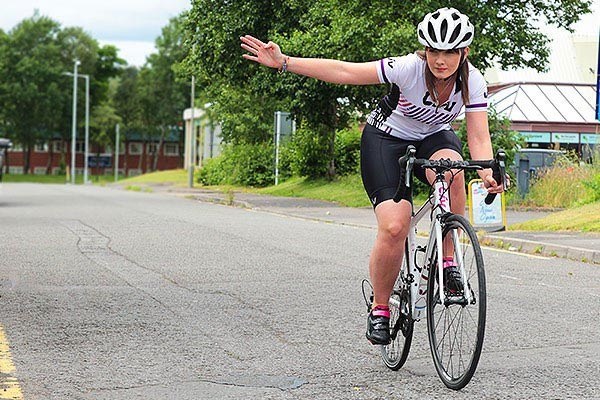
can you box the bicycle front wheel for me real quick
[426,214,486,390]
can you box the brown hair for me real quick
[417,49,470,106]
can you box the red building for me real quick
[4,131,184,177]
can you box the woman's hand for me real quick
[483,173,510,194]
[240,35,285,69]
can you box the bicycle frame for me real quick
[390,175,471,321]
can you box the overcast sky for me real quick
[0,0,191,67]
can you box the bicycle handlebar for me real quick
[393,145,507,205]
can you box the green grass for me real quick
[3,174,84,184]
[510,201,600,232]
[256,175,371,207]
[116,169,188,186]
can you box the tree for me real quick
[183,0,592,179]
[135,14,190,171]
[0,12,125,174]
[0,13,64,173]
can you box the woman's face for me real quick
[425,47,469,80]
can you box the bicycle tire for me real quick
[426,214,486,390]
[381,243,414,370]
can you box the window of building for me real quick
[34,143,48,153]
[128,142,143,155]
[164,143,179,156]
[148,143,159,155]
[33,167,47,175]
[53,141,64,153]
[76,141,85,153]
[105,145,126,155]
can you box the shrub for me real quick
[196,155,228,186]
[197,142,275,187]
[334,127,361,176]
[286,126,330,178]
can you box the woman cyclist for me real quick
[241,7,506,345]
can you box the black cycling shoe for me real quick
[444,265,464,294]
[366,306,391,345]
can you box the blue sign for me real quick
[520,132,551,143]
[88,155,112,168]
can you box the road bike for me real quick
[362,145,506,390]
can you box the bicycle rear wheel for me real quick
[426,214,486,389]
[381,243,414,370]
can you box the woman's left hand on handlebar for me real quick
[483,174,510,193]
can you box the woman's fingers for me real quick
[241,35,266,49]
[242,54,259,62]
[241,43,258,55]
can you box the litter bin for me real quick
[513,149,563,196]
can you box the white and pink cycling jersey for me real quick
[366,53,488,140]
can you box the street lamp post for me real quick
[188,75,196,188]
[65,69,90,184]
[83,75,90,184]
[70,60,80,184]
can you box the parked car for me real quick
[512,148,565,196]
[0,138,12,182]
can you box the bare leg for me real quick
[369,199,412,307]
[425,149,466,257]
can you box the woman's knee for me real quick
[378,219,410,242]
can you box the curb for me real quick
[480,234,600,265]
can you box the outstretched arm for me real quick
[240,35,380,85]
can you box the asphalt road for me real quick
[0,183,598,399]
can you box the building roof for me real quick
[487,82,597,124]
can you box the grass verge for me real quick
[115,169,188,186]
[256,175,371,208]
[510,201,600,232]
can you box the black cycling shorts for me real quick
[360,123,463,208]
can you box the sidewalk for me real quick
[146,185,600,265]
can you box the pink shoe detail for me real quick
[372,306,390,318]
[443,257,455,269]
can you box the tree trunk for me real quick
[137,139,145,172]
[46,139,53,174]
[123,139,128,177]
[4,149,9,175]
[326,128,336,180]
[24,146,31,175]
[152,128,166,172]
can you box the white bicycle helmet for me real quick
[417,8,474,50]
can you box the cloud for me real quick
[99,40,157,67]
[0,0,190,68]
[0,0,190,41]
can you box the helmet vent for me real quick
[449,24,461,43]
[427,21,438,43]
[440,19,448,41]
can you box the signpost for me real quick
[274,111,295,185]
